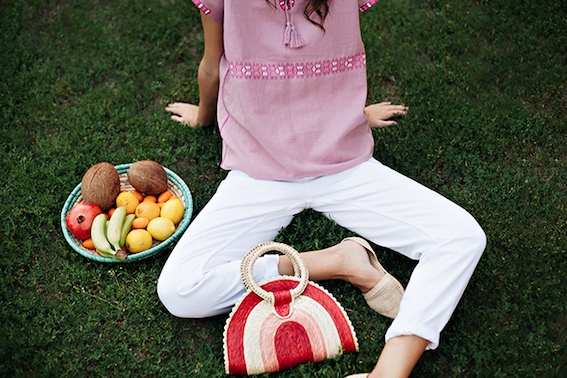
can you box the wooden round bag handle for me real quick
[241,242,309,304]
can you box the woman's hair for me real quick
[266,0,331,30]
[304,0,330,29]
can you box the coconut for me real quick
[127,160,168,195]
[81,162,121,211]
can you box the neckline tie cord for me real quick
[280,0,306,48]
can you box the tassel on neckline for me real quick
[280,0,306,48]
[284,20,306,48]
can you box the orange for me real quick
[83,238,95,249]
[143,195,157,203]
[132,217,149,229]
[135,201,160,221]
[131,190,144,202]
[157,190,173,203]
[116,191,140,214]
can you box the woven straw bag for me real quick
[223,242,359,375]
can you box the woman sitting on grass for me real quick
[159,1,486,377]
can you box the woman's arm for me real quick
[195,12,224,125]
[165,13,224,127]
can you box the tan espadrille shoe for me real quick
[344,374,369,378]
[343,237,405,319]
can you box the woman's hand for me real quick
[165,102,202,127]
[364,102,408,128]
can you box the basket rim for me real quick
[60,163,193,263]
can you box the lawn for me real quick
[1,0,565,377]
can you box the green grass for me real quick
[1,0,565,376]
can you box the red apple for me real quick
[65,202,104,240]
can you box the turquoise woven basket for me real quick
[61,163,193,263]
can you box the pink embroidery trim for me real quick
[360,0,379,12]
[191,0,211,15]
[229,53,366,80]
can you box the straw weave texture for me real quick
[223,242,358,375]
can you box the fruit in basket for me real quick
[132,217,149,229]
[147,217,175,241]
[81,162,121,211]
[107,206,127,251]
[91,213,115,255]
[65,202,104,240]
[160,198,185,224]
[125,229,153,253]
[157,190,173,203]
[131,190,144,202]
[82,238,95,249]
[91,213,127,260]
[119,214,136,248]
[127,160,168,195]
[116,191,139,214]
[143,195,157,203]
[135,201,160,221]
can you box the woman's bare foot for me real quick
[336,239,386,292]
[278,239,385,293]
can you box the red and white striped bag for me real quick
[223,242,359,375]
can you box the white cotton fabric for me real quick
[158,158,486,349]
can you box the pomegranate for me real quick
[65,202,104,240]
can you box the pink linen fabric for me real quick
[190,0,379,180]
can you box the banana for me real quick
[107,206,126,251]
[119,214,136,248]
[98,249,118,259]
[91,213,115,256]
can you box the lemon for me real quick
[160,198,185,224]
[147,217,175,241]
[125,229,153,253]
[116,191,140,214]
[135,201,160,221]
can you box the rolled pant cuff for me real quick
[385,323,440,350]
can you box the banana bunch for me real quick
[91,206,135,260]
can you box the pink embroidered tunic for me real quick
[191,0,379,181]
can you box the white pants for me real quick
[157,158,486,349]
